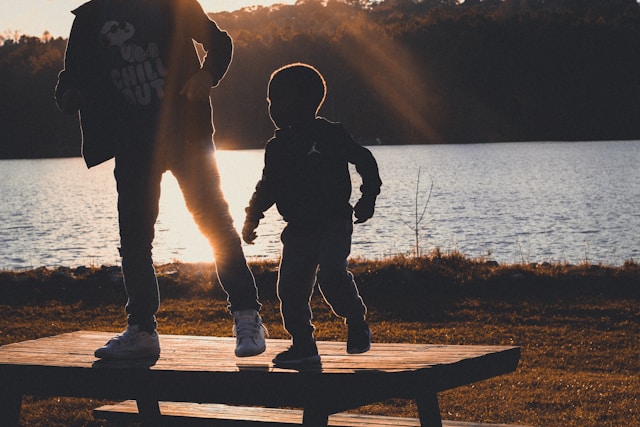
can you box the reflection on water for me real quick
[1,141,639,269]
[154,149,286,264]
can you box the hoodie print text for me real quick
[100,20,168,106]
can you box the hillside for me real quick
[1,0,640,159]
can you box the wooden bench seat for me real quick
[94,400,534,427]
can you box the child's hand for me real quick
[354,196,376,224]
[180,70,214,101]
[59,89,84,114]
[242,218,259,244]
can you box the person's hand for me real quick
[60,89,84,114]
[180,69,214,101]
[353,196,376,224]
[242,218,259,244]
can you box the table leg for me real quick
[416,393,443,427]
[302,408,329,427]
[0,388,22,427]
[136,397,161,426]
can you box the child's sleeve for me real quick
[245,143,279,222]
[345,133,382,200]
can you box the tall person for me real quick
[55,0,266,360]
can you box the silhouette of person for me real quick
[55,0,266,360]
[243,63,382,367]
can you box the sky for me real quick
[1,0,295,39]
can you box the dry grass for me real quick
[0,254,638,426]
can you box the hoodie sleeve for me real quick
[245,140,280,222]
[54,3,100,112]
[344,130,382,200]
[181,0,233,87]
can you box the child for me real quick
[243,63,382,367]
[55,0,266,360]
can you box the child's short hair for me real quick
[268,63,327,111]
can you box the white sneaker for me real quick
[233,309,267,357]
[94,325,160,360]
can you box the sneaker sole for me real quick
[235,344,266,358]
[346,344,370,354]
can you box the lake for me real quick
[1,141,639,269]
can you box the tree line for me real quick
[1,0,639,159]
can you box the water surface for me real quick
[1,141,638,269]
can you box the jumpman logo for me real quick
[307,141,321,156]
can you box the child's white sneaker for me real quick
[233,309,267,357]
[94,325,160,360]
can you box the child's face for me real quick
[267,94,316,129]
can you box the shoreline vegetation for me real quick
[3,1,640,159]
[1,252,638,426]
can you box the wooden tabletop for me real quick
[0,330,518,371]
[0,331,520,424]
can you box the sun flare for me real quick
[155,149,283,264]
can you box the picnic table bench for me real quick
[0,331,523,427]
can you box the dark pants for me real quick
[114,142,260,331]
[277,220,367,344]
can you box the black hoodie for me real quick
[246,118,382,229]
[55,0,232,167]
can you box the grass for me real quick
[0,252,638,426]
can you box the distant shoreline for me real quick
[3,138,640,162]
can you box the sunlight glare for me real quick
[157,173,212,263]
[156,149,284,264]
[335,14,442,143]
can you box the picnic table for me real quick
[0,331,521,426]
